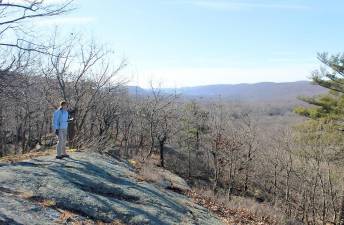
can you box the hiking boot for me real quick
[56,156,63,159]
[62,154,70,158]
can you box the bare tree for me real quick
[41,35,126,147]
[0,0,73,98]
[237,112,259,193]
[0,0,73,53]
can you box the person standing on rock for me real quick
[53,101,72,159]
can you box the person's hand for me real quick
[55,130,59,136]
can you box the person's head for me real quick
[60,101,68,110]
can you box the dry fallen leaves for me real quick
[0,148,78,163]
[186,190,277,225]
[0,149,55,163]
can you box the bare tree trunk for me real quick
[227,155,234,200]
[327,164,337,224]
[301,186,307,223]
[312,175,319,225]
[188,142,191,178]
[212,151,218,192]
[146,121,155,159]
[273,164,278,203]
[285,166,292,217]
[159,137,166,168]
[244,144,252,192]
[319,174,327,225]
[68,121,76,148]
[114,118,119,144]
[196,129,200,151]
[0,107,3,157]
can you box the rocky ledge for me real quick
[0,152,225,225]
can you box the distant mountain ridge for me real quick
[128,81,327,102]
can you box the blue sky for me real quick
[37,0,344,87]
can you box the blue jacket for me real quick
[53,108,69,130]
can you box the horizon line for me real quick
[126,80,314,89]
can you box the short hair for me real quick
[60,101,67,107]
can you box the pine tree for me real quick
[295,52,344,224]
[295,53,344,122]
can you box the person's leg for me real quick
[56,130,62,157]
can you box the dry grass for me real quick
[128,154,166,185]
[187,188,285,225]
[197,188,285,223]
[59,210,75,221]
[223,196,285,223]
[0,147,79,163]
[138,163,165,184]
[40,199,57,207]
[0,149,55,163]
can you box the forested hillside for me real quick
[157,81,327,101]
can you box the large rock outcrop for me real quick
[0,152,225,225]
